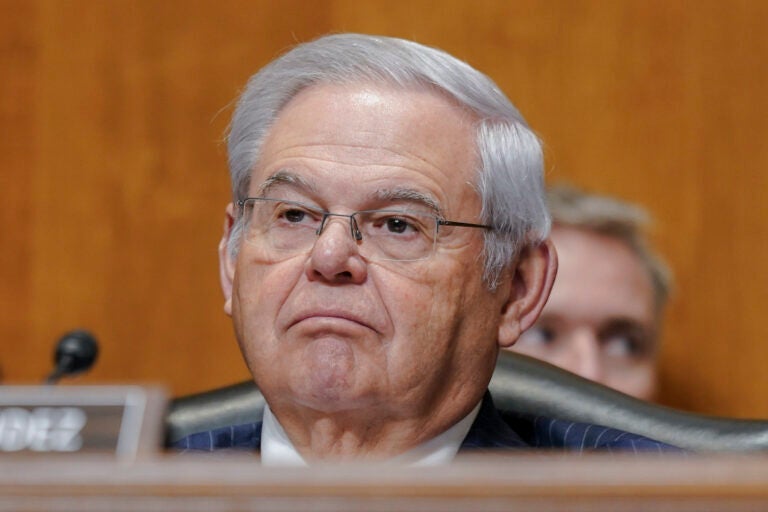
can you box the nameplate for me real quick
[0,386,165,459]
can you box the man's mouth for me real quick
[290,309,379,333]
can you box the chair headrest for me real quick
[166,351,768,451]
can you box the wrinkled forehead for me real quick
[247,82,481,213]
[267,79,478,144]
[232,72,483,198]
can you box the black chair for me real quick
[165,351,768,452]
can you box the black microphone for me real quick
[45,330,99,384]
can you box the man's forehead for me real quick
[260,81,477,150]
[247,82,481,214]
[548,227,657,324]
[256,169,443,213]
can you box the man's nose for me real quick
[305,216,367,284]
[563,330,603,382]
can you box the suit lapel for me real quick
[460,392,529,450]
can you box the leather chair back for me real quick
[166,351,768,451]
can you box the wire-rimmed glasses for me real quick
[237,197,492,262]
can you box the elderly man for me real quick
[511,185,671,400]
[175,34,671,462]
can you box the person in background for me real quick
[510,184,672,401]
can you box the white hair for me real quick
[226,33,549,288]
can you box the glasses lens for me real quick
[242,199,322,252]
[357,210,436,261]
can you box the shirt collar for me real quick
[260,404,308,466]
[260,401,482,466]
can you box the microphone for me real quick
[45,330,99,384]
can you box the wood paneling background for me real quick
[2,0,767,418]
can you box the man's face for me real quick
[222,83,516,429]
[512,226,658,400]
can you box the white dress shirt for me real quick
[260,401,482,466]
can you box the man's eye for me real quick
[272,204,318,226]
[517,325,556,347]
[385,217,412,234]
[600,322,652,359]
[369,214,425,236]
[602,334,646,358]
[283,209,306,223]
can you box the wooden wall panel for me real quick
[2,0,768,418]
[0,0,36,385]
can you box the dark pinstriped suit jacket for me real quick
[172,392,676,453]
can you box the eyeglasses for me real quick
[236,197,493,262]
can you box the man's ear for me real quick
[497,238,558,348]
[218,203,237,317]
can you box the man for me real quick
[175,34,672,462]
[511,185,671,400]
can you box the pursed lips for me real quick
[290,309,381,334]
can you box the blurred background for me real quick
[1,0,767,418]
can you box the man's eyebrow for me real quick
[257,170,317,196]
[371,188,441,214]
[256,175,440,213]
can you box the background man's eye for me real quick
[603,334,643,358]
[517,325,555,347]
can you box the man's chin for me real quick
[284,382,380,415]
[293,354,378,414]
